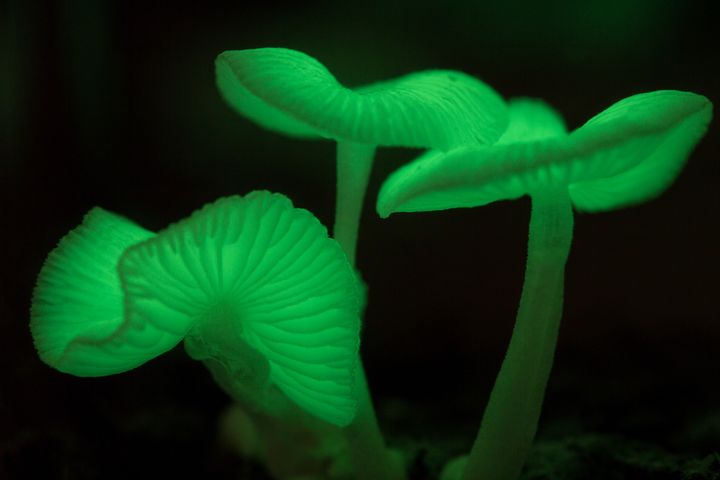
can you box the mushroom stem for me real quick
[462,188,574,480]
[344,362,404,480]
[334,141,376,265]
[334,142,400,478]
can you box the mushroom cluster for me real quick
[30,45,713,480]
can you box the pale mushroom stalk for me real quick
[334,141,376,265]
[335,136,402,480]
[462,187,573,480]
[345,363,404,480]
[335,141,399,480]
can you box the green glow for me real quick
[31,192,363,427]
[374,90,712,480]
[570,91,713,211]
[30,38,712,479]
[216,48,508,149]
[119,192,362,426]
[463,189,573,480]
[377,91,712,216]
[30,208,156,376]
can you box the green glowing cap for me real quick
[377,91,712,216]
[31,208,157,376]
[119,192,361,426]
[216,47,508,149]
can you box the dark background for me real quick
[2,1,718,478]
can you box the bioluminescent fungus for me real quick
[377,91,713,480]
[215,47,508,265]
[32,192,362,429]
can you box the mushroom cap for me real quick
[216,47,508,149]
[31,208,157,376]
[119,192,361,427]
[377,91,712,216]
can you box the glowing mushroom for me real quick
[215,47,508,265]
[31,192,362,428]
[377,91,712,480]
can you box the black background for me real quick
[2,1,718,478]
